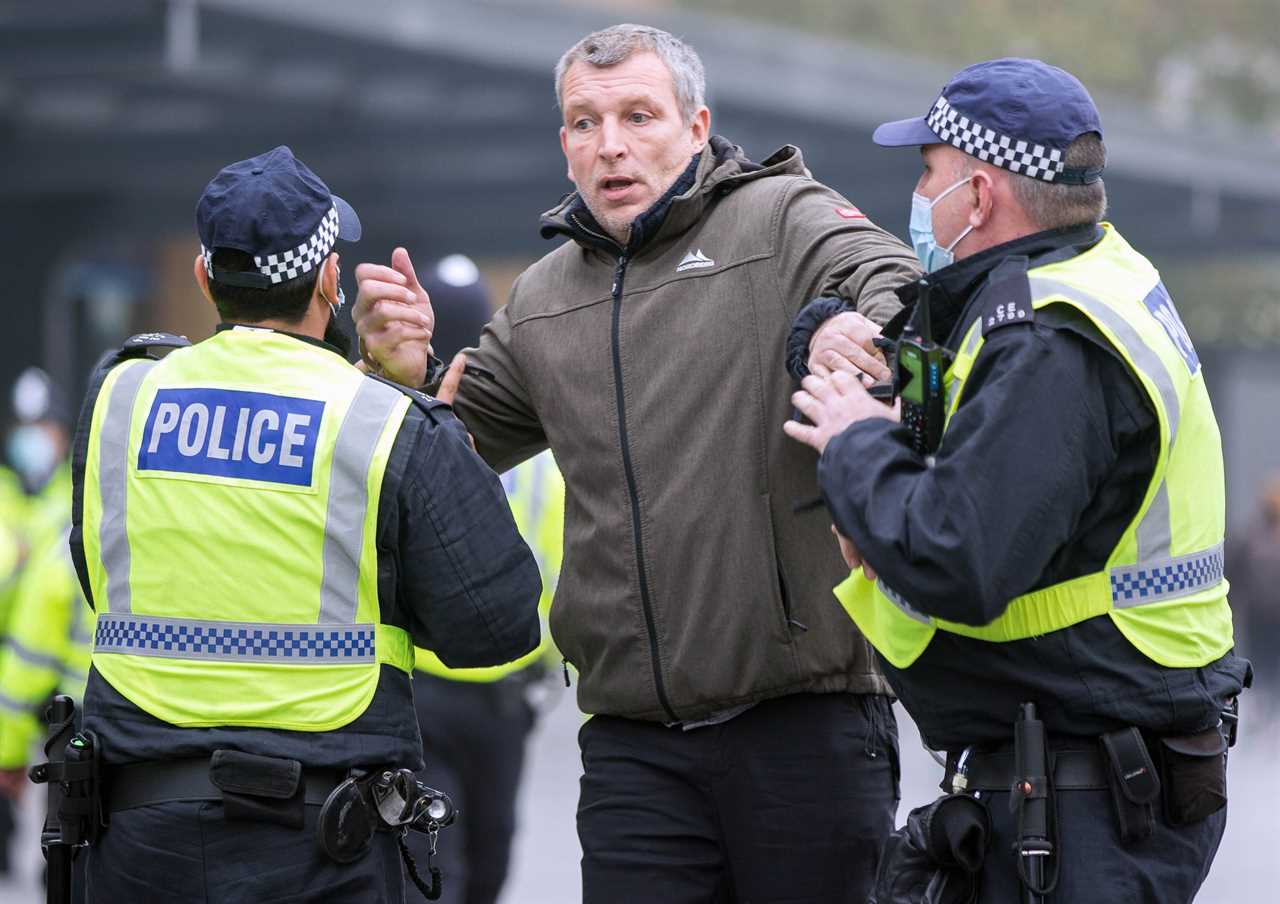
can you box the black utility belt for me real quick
[108,753,346,816]
[943,722,1230,840]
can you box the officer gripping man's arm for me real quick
[55,146,541,904]
[785,60,1249,904]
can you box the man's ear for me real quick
[193,253,215,305]
[968,169,996,229]
[316,253,340,309]
[688,106,710,153]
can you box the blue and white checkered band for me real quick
[94,614,377,664]
[926,96,1066,183]
[1109,544,1225,609]
[200,204,339,285]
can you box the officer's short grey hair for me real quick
[973,133,1108,230]
[555,24,707,124]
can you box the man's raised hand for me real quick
[354,247,436,387]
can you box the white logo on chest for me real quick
[676,249,715,273]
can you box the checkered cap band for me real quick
[1110,544,1225,608]
[94,614,376,664]
[926,96,1065,183]
[201,204,339,284]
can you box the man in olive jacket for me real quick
[355,23,920,904]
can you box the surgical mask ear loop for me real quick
[909,175,976,272]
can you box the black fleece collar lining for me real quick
[541,153,702,255]
[895,222,1104,344]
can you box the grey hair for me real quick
[1008,134,1108,229]
[554,24,707,123]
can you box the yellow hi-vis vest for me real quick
[81,329,415,731]
[836,224,1233,670]
[413,450,564,682]
[0,527,94,768]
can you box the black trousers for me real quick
[974,787,1227,903]
[404,671,536,904]
[85,800,405,903]
[578,692,899,904]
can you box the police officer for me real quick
[403,257,566,904]
[68,146,542,903]
[784,60,1251,902]
[0,524,93,814]
[0,365,72,874]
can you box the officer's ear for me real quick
[966,169,997,231]
[316,253,341,310]
[193,253,215,306]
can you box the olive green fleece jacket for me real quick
[450,137,921,722]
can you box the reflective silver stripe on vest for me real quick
[1110,542,1224,609]
[878,580,931,624]
[946,318,986,412]
[0,690,32,714]
[98,361,157,615]
[4,638,63,673]
[94,613,376,664]
[1028,278,1182,445]
[317,378,405,624]
[1135,479,1173,563]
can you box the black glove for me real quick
[868,793,989,904]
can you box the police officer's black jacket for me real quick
[795,225,1251,750]
[70,327,543,769]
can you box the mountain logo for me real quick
[676,249,715,272]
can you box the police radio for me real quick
[869,279,951,456]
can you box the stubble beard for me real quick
[580,191,635,247]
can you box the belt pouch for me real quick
[1157,726,1227,825]
[1099,727,1160,843]
[209,750,305,829]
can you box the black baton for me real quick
[1013,702,1055,904]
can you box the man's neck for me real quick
[243,306,327,340]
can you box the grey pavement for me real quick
[1,693,1273,902]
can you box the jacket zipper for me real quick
[610,252,679,723]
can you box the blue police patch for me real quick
[1142,282,1199,375]
[137,388,325,487]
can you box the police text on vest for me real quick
[137,388,325,487]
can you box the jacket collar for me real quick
[215,322,345,358]
[538,135,807,258]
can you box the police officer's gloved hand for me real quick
[868,793,989,904]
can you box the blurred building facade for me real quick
[1,0,1276,515]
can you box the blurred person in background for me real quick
[403,255,567,904]
[787,58,1250,903]
[4,368,73,556]
[0,365,72,876]
[1226,473,1280,707]
[356,22,921,904]
[0,525,94,813]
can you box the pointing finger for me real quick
[391,247,422,293]
[354,262,406,286]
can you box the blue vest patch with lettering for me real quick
[1142,282,1200,375]
[137,388,325,487]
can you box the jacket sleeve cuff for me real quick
[787,297,854,379]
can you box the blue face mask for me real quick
[908,176,975,273]
[7,424,59,493]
